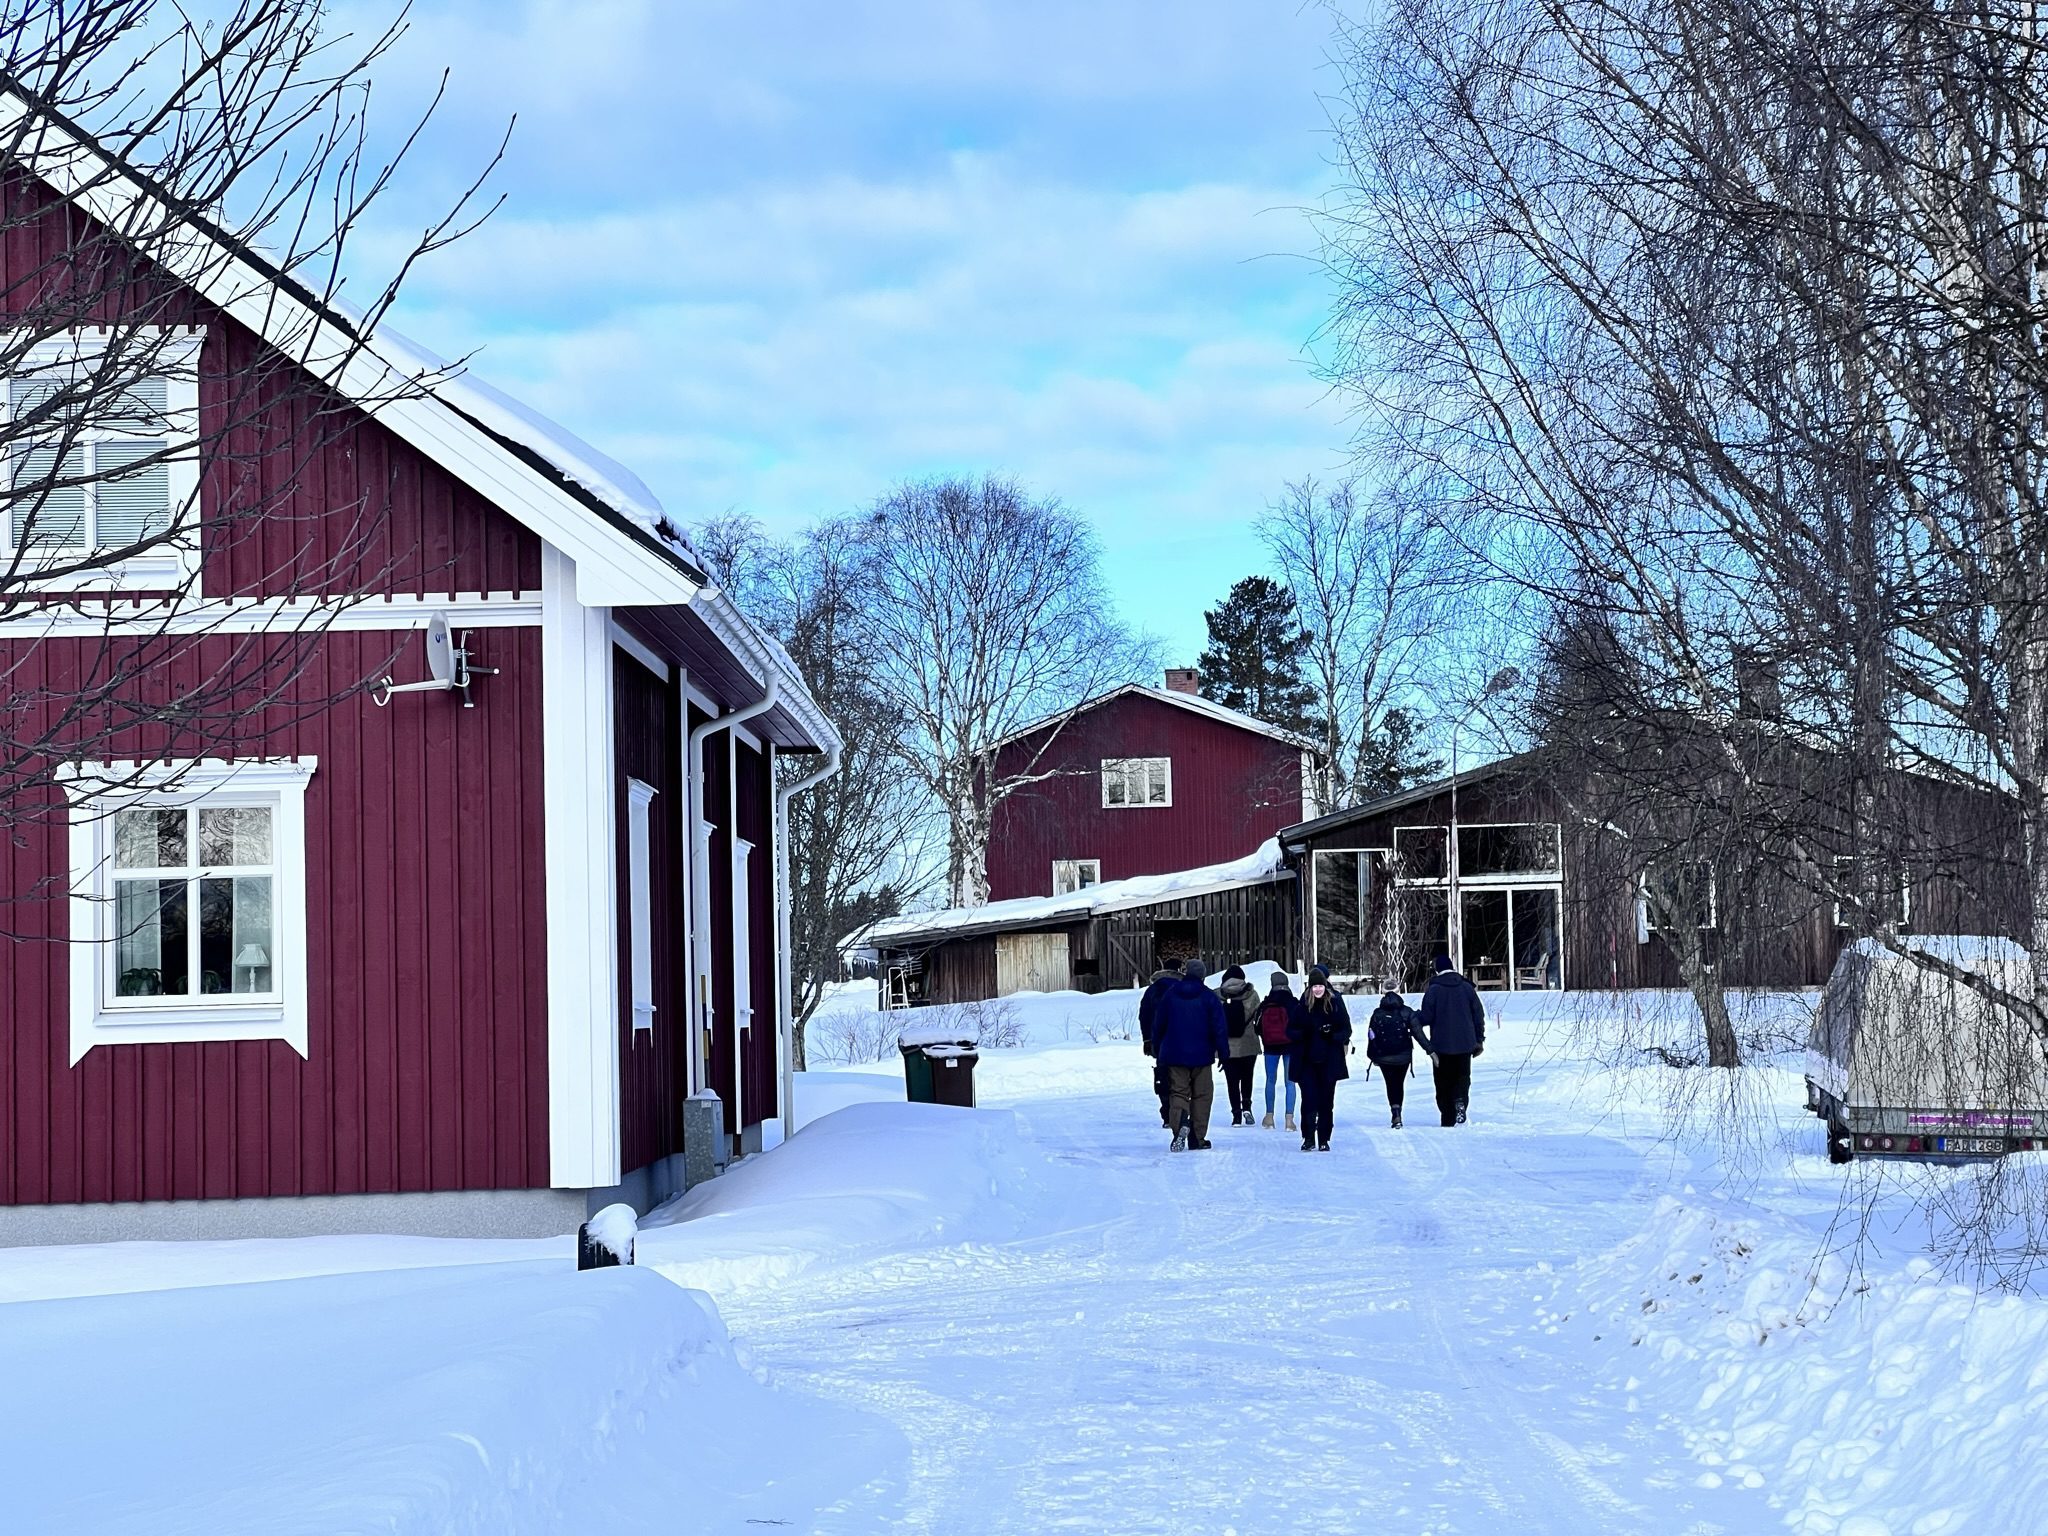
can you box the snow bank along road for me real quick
[720,1038,1775,1534]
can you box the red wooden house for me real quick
[0,106,837,1242]
[985,670,1313,901]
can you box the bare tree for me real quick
[851,475,1150,908]
[0,1,498,888]
[695,514,938,1063]
[1256,475,1449,813]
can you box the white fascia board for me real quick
[0,99,701,612]
[540,545,622,1189]
[0,591,542,637]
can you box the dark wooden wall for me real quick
[614,652,687,1176]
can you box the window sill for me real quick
[70,1002,306,1062]
[8,548,196,593]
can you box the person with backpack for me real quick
[1136,964,1179,1127]
[1286,965,1352,1151]
[1364,989,1427,1128]
[1417,952,1487,1126]
[1217,964,1261,1126]
[1255,972,1302,1130]
[1153,959,1230,1152]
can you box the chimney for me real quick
[1163,667,1200,696]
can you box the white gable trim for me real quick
[988,683,1315,756]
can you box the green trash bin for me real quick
[899,1040,938,1103]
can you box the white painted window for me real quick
[1831,855,1911,931]
[61,758,315,1061]
[627,778,658,1033]
[1052,858,1101,895]
[1101,757,1171,808]
[732,837,755,1035]
[2,329,203,590]
[1637,861,1717,938]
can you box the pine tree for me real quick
[1352,707,1445,799]
[1195,576,1318,727]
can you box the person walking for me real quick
[1255,972,1302,1131]
[1154,959,1229,1152]
[1364,989,1427,1128]
[1286,965,1352,1151]
[1137,964,1178,1128]
[1417,953,1487,1126]
[1217,965,1261,1126]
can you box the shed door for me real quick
[996,932,1070,995]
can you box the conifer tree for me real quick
[1195,576,1317,728]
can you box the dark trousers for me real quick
[1298,1073,1338,1146]
[1434,1052,1473,1126]
[1152,1062,1171,1125]
[1221,1056,1257,1117]
[1376,1059,1409,1110]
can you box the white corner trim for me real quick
[61,757,316,1064]
[541,545,622,1188]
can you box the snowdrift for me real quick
[1568,1197,2048,1535]
[3,1260,897,1535]
[639,1100,1111,1297]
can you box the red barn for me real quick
[985,671,1312,902]
[0,107,836,1242]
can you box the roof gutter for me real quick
[774,739,842,1142]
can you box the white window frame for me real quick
[1101,757,1172,809]
[1831,855,1912,931]
[61,758,315,1062]
[1052,858,1102,895]
[626,778,658,1034]
[2,328,204,592]
[1636,861,1718,940]
[732,836,755,1036]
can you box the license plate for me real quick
[1936,1136,2005,1155]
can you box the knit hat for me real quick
[1221,964,1246,983]
[1433,953,1455,973]
[1307,965,1330,986]
[1182,959,1208,983]
[1266,972,1294,994]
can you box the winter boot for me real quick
[1171,1111,1189,1153]
[1301,1138,1315,1151]
[1261,1111,1274,1129]
[1391,1106,1403,1130]
[1284,1113,1297,1133]
[1454,1100,1468,1126]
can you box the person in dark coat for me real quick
[1364,990,1427,1128]
[1137,965,1178,1127]
[1255,973,1303,1130]
[1153,959,1230,1151]
[1417,953,1487,1126]
[1286,965,1352,1151]
[1217,964,1261,1126]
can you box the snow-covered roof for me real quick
[0,92,838,754]
[867,840,1292,948]
[990,684,1317,755]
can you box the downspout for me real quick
[687,672,779,1143]
[775,739,843,1141]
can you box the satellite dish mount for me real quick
[371,613,498,708]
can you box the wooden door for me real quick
[996,931,1071,995]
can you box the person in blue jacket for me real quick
[1153,959,1229,1152]
[1136,965,1179,1127]
[1286,965,1352,1151]
[1417,952,1487,1126]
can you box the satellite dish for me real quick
[421,613,455,686]
[372,612,476,706]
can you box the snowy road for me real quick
[721,1063,1776,1534]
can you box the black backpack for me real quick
[1367,1003,1414,1062]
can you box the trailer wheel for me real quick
[1827,1120,1854,1165]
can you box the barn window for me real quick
[60,758,315,1061]
[1102,757,1171,808]
[1637,861,1716,938]
[1052,858,1101,895]
[1,329,202,590]
[1831,855,1911,932]
[627,779,658,1033]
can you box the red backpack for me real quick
[1257,999,1293,1050]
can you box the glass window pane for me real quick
[114,807,186,869]
[11,443,87,549]
[116,877,188,995]
[199,806,272,867]
[1511,888,1562,989]
[1146,761,1169,803]
[94,440,172,545]
[200,875,273,994]
[1393,826,1447,881]
[1459,823,1562,878]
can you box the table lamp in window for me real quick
[236,944,269,993]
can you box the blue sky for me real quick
[333,0,1355,660]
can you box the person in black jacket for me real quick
[1364,989,1427,1128]
[1136,965,1178,1127]
[1416,953,1487,1126]
[1286,965,1352,1150]
[1216,964,1261,1125]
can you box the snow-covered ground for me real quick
[4,981,2044,1534]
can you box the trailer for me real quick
[1806,936,2048,1163]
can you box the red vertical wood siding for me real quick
[0,628,549,1205]
[736,740,776,1128]
[987,694,1304,901]
[701,720,737,1128]
[614,653,688,1174]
